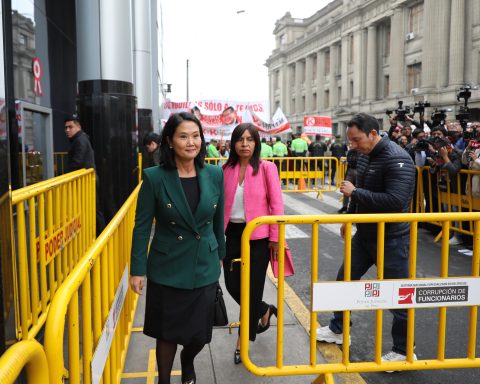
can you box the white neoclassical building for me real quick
[266,0,480,136]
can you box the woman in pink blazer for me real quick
[222,123,284,364]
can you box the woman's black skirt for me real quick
[143,279,217,345]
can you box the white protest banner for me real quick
[250,107,291,135]
[161,99,271,141]
[303,115,332,136]
[312,277,480,312]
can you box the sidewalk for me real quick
[121,273,327,383]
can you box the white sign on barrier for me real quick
[312,277,480,312]
[91,266,129,384]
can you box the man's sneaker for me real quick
[381,351,418,373]
[316,326,351,345]
[449,236,463,245]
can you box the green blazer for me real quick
[130,163,225,289]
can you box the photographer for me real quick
[428,127,463,243]
[461,121,480,197]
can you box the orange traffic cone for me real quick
[297,177,307,190]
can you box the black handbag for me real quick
[213,283,229,326]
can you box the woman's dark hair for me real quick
[159,112,206,169]
[224,123,261,175]
[143,132,161,146]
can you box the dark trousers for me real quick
[330,159,338,184]
[223,222,270,341]
[329,232,411,355]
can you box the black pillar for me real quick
[77,80,137,222]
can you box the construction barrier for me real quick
[11,169,96,340]
[239,213,480,382]
[0,340,49,384]
[0,192,14,326]
[44,183,140,384]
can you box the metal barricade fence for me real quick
[11,169,96,341]
[415,167,480,239]
[44,183,140,384]
[0,340,50,384]
[239,213,480,383]
[205,157,342,193]
[53,152,68,176]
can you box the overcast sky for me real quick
[160,0,333,104]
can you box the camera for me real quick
[413,101,430,114]
[386,101,411,122]
[456,85,475,130]
[414,138,431,152]
[431,108,450,126]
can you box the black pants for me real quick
[224,222,270,341]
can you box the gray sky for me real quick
[160,0,332,104]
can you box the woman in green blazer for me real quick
[130,112,225,384]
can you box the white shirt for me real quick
[229,181,246,223]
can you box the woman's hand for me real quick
[469,151,478,161]
[269,241,279,260]
[130,275,145,295]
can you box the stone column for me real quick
[340,35,349,105]
[269,70,274,115]
[436,0,451,88]
[473,0,480,25]
[390,7,405,96]
[295,60,302,114]
[286,64,293,115]
[365,25,377,100]
[330,44,339,107]
[280,61,288,113]
[317,50,325,111]
[352,29,363,104]
[449,0,465,86]
[305,55,313,113]
[464,0,474,84]
[421,0,437,90]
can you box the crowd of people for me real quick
[386,113,480,245]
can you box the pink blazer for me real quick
[223,161,284,241]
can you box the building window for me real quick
[409,3,423,35]
[324,50,330,75]
[280,34,286,45]
[385,26,391,57]
[19,34,26,45]
[384,75,390,97]
[407,63,422,90]
[324,90,329,109]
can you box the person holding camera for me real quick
[461,121,480,197]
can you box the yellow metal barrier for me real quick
[0,340,50,384]
[44,184,140,384]
[11,169,96,340]
[205,157,342,193]
[240,213,480,381]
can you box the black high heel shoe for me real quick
[257,304,277,334]
[180,350,196,384]
[234,348,241,364]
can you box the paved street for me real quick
[283,191,480,384]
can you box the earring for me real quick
[169,146,173,149]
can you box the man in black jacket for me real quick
[65,114,105,235]
[316,113,417,366]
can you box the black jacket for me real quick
[68,130,95,171]
[348,136,416,239]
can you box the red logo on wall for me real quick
[32,57,43,96]
[398,288,415,304]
